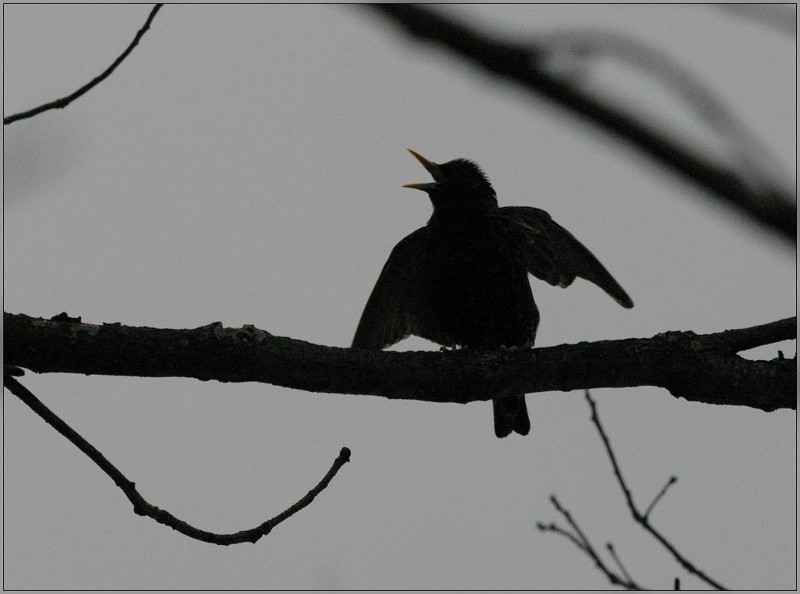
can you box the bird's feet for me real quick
[500,341,534,351]
[439,344,466,352]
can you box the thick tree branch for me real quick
[363,5,796,244]
[3,4,163,125]
[5,313,795,411]
[3,372,350,546]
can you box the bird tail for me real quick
[493,394,530,438]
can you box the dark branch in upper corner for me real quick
[719,4,797,37]
[362,5,796,244]
[4,312,796,412]
[3,372,350,546]
[3,4,163,126]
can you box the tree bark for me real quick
[5,312,795,411]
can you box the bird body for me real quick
[352,150,633,437]
[417,206,539,351]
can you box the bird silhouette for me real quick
[352,150,633,437]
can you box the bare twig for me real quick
[536,519,587,553]
[4,4,163,125]
[537,496,642,589]
[364,5,796,243]
[606,543,635,585]
[644,476,678,520]
[585,391,726,589]
[539,394,729,588]
[3,373,351,545]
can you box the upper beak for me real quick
[402,149,445,190]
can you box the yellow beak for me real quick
[402,149,445,190]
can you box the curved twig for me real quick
[3,373,351,546]
[4,4,163,125]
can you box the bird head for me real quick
[403,149,498,213]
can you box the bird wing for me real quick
[352,227,431,350]
[497,206,634,308]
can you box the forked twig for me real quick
[537,496,641,589]
[3,373,351,545]
[538,392,728,589]
[584,391,726,589]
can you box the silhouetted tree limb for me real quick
[3,4,163,125]
[538,392,726,590]
[5,312,795,411]
[363,4,796,244]
[3,372,351,546]
[528,28,792,195]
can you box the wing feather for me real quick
[352,227,430,349]
[497,206,634,308]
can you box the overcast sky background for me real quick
[3,4,796,590]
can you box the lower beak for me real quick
[402,182,439,191]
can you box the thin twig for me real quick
[644,476,678,520]
[536,520,587,553]
[4,4,163,125]
[585,391,726,590]
[606,542,635,585]
[538,496,642,589]
[3,373,351,545]
[549,495,595,559]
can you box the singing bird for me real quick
[352,150,633,437]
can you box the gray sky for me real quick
[3,4,796,590]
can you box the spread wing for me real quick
[352,227,432,350]
[496,206,634,308]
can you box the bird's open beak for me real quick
[402,149,445,190]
